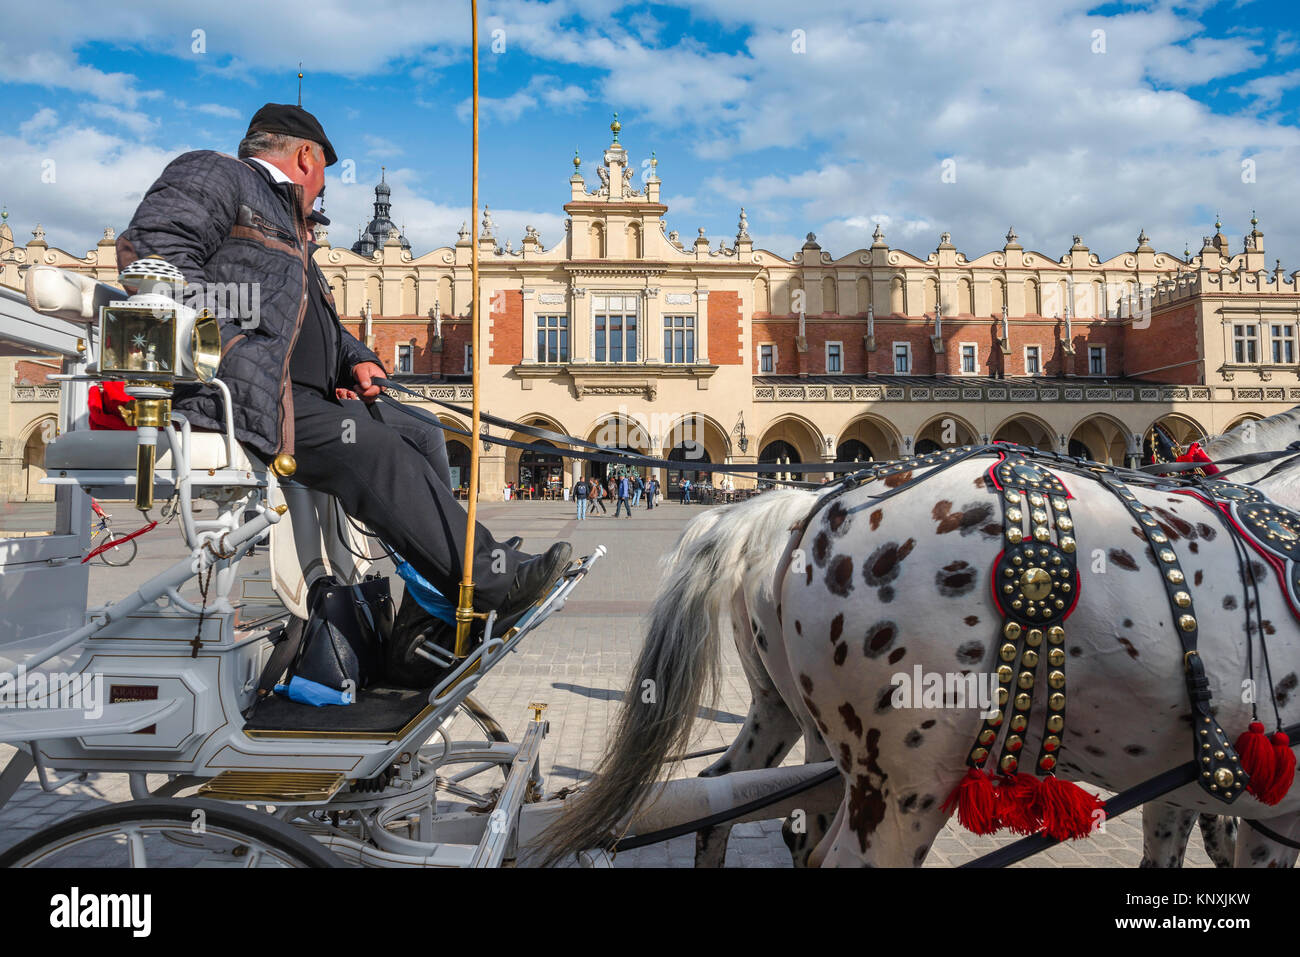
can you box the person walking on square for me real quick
[591,475,608,514]
[615,472,633,518]
[682,477,692,504]
[645,476,657,510]
[631,473,644,507]
[573,476,590,521]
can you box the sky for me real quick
[1,0,1299,268]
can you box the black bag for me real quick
[283,575,393,693]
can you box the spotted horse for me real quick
[544,408,1300,867]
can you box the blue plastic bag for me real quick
[393,559,456,625]
[275,675,355,707]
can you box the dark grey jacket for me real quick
[116,150,382,457]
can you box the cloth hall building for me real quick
[3,121,1299,501]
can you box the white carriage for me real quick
[0,264,826,868]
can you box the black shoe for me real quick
[493,541,572,621]
[503,536,524,550]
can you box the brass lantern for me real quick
[100,258,221,511]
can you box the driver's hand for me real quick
[352,362,386,403]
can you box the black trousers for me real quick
[287,389,519,607]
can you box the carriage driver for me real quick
[115,103,572,623]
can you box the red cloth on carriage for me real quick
[88,381,134,431]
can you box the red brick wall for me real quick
[489,290,523,365]
[751,315,1128,377]
[14,360,58,385]
[707,291,743,364]
[1122,302,1200,382]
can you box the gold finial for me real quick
[297,62,304,106]
[271,453,297,478]
[610,111,621,143]
[573,148,581,168]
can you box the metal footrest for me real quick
[196,770,346,804]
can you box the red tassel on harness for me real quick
[1037,775,1105,841]
[1175,441,1220,476]
[942,767,1000,835]
[1258,732,1296,806]
[995,772,1043,835]
[1236,721,1276,800]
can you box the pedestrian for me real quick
[573,476,590,521]
[682,477,692,504]
[631,473,644,507]
[615,472,633,518]
[592,476,608,514]
[645,476,657,509]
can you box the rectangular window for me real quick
[759,344,774,373]
[1272,324,1295,364]
[594,298,637,362]
[1233,324,1258,364]
[960,343,976,374]
[1025,346,1041,375]
[663,315,696,364]
[395,344,413,374]
[536,314,569,363]
[893,342,911,374]
[1088,346,1106,375]
[826,341,843,374]
[463,344,473,374]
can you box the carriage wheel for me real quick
[0,798,343,868]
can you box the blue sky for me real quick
[2,0,1299,269]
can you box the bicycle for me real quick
[88,498,139,566]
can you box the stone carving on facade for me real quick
[481,206,495,238]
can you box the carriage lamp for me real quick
[99,258,222,513]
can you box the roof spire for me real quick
[297,62,303,106]
[610,111,621,144]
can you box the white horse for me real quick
[545,408,1300,867]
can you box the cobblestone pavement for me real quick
[0,499,1213,867]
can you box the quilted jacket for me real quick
[116,150,382,457]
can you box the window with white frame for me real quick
[1272,323,1296,364]
[959,342,977,374]
[463,344,473,374]
[825,341,843,374]
[1025,345,1041,375]
[1088,345,1106,375]
[759,343,775,373]
[395,343,413,374]
[536,314,569,363]
[893,342,911,374]
[593,295,638,363]
[664,315,696,364]
[1233,324,1259,364]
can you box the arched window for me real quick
[401,275,417,315]
[890,276,904,314]
[519,440,564,492]
[754,277,770,314]
[667,440,713,495]
[822,276,837,315]
[856,276,870,315]
[446,439,471,489]
[957,277,973,315]
[589,222,605,258]
[836,439,873,462]
[759,440,803,484]
[923,278,938,314]
[626,222,642,258]
[1024,278,1040,315]
[990,278,1005,315]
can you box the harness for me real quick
[782,441,1300,830]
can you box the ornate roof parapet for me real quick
[735,206,752,256]
[1003,226,1021,250]
[871,223,887,248]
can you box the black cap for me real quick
[246,103,338,166]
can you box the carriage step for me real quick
[196,770,346,804]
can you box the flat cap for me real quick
[246,103,338,166]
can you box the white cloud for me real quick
[81,103,160,137]
[196,103,243,120]
[18,108,59,137]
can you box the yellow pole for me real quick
[454,0,483,657]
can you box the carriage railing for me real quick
[421,546,607,729]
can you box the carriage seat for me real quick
[43,429,374,620]
[45,428,258,477]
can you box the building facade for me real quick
[3,122,1299,502]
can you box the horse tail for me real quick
[539,488,816,864]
